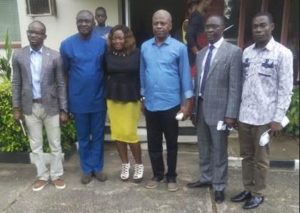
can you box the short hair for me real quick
[28,20,46,34]
[107,25,136,54]
[76,10,94,20]
[253,11,274,23]
[153,10,172,24]
[206,14,226,26]
[95,6,107,16]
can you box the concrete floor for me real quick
[0,144,299,213]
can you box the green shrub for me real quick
[0,80,76,152]
[0,80,28,151]
[0,31,12,81]
[285,86,300,137]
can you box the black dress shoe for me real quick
[186,180,212,188]
[243,196,264,209]
[81,174,92,184]
[214,190,225,203]
[231,191,252,202]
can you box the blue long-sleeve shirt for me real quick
[60,31,107,113]
[140,36,193,111]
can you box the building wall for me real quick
[16,0,120,50]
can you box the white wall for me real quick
[17,0,120,50]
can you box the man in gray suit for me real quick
[12,21,68,191]
[187,15,242,203]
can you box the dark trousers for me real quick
[145,105,180,182]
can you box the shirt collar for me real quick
[209,37,224,49]
[30,46,43,54]
[151,35,171,46]
[253,37,275,51]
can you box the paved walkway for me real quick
[0,144,299,213]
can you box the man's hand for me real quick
[269,121,282,136]
[224,117,237,129]
[177,98,193,121]
[60,111,69,124]
[13,108,22,122]
[191,46,199,55]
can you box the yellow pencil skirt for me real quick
[107,100,140,143]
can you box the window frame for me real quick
[26,0,57,17]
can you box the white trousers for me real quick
[24,103,63,181]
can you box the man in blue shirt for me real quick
[140,9,194,192]
[94,6,112,40]
[60,10,107,184]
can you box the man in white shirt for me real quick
[231,12,293,209]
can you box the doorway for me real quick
[129,0,187,47]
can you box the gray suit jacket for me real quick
[12,46,67,116]
[194,40,242,126]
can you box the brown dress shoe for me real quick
[52,178,66,189]
[32,180,48,191]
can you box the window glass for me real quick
[27,0,50,15]
[0,0,21,42]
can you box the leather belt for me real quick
[32,98,42,104]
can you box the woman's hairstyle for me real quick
[107,25,136,54]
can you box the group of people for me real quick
[11,3,293,211]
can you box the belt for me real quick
[32,98,42,104]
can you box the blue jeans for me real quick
[73,111,106,175]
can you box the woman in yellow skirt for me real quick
[105,25,143,182]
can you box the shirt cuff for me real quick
[273,109,286,123]
[184,90,194,99]
[140,88,145,97]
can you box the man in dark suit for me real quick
[187,15,242,203]
[12,21,68,191]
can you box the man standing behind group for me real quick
[186,0,212,67]
[187,15,242,203]
[94,6,112,40]
[12,21,68,191]
[231,12,293,210]
[60,10,107,184]
[140,10,193,192]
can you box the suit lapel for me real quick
[206,41,227,80]
[41,47,49,81]
[24,47,32,84]
[196,47,208,87]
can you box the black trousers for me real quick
[145,105,180,182]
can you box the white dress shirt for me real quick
[198,37,224,96]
